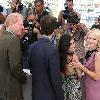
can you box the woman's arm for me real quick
[94,52,100,80]
[74,52,100,81]
[73,54,82,79]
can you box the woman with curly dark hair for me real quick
[58,34,82,100]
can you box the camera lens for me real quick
[0,5,3,12]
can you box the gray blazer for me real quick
[0,31,26,100]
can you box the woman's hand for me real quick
[69,61,83,69]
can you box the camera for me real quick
[62,3,79,24]
[63,10,79,24]
[0,5,3,12]
[12,0,23,12]
[23,19,37,44]
[67,12,79,24]
[16,2,23,11]
[21,19,38,52]
[24,19,35,32]
[62,3,68,19]
[62,3,69,19]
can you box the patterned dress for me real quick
[62,71,82,100]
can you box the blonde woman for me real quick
[73,29,100,100]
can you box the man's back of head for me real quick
[40,15,56,36]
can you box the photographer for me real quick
[29,0,51,24]
[8,0,27,19]
[63,12,88,62]
[21,12,40,69]
[91,15,100,30]
[0,5,7,24]
[63,12,88,100]
[58,0,78,26]
[58,0,88,62]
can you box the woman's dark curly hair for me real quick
[58,34,73,72]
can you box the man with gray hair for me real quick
[0,12,27,100]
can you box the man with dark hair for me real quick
[21,11,40,69]
[58,0,80,26]
[8,0,28,19]
[34,0,44,5]
[30,0,51,23]
[91,15,100,30]
[28,15,64,100]
[0,5,7,24]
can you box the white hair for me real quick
[85,28,100,50]
[4,13,23,28]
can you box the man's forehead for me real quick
[67,1,73,4]
[12,0,21,2]
[35,2,43,6]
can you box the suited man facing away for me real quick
[0,13,27,100]
[28,15,64,100]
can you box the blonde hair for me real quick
[85,28,100,50]
[4,13,23,28]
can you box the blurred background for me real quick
[0,0,100,28]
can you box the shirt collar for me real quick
[6,28,16,36]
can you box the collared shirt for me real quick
[40,34,49,39]
[50,33,57,47]
[6,28,16,37]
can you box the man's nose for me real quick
[22,25,24,29]
[89,38,93,43]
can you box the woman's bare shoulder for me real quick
[95,51,100,60]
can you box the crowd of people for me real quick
[0,0,100,100]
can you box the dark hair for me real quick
[58,34,73,71]
[66,0,73,2]
[98,15,100,21]
[34,0,44,5]
[40,15,56,35]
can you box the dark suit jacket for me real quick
[28,38,64,100]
